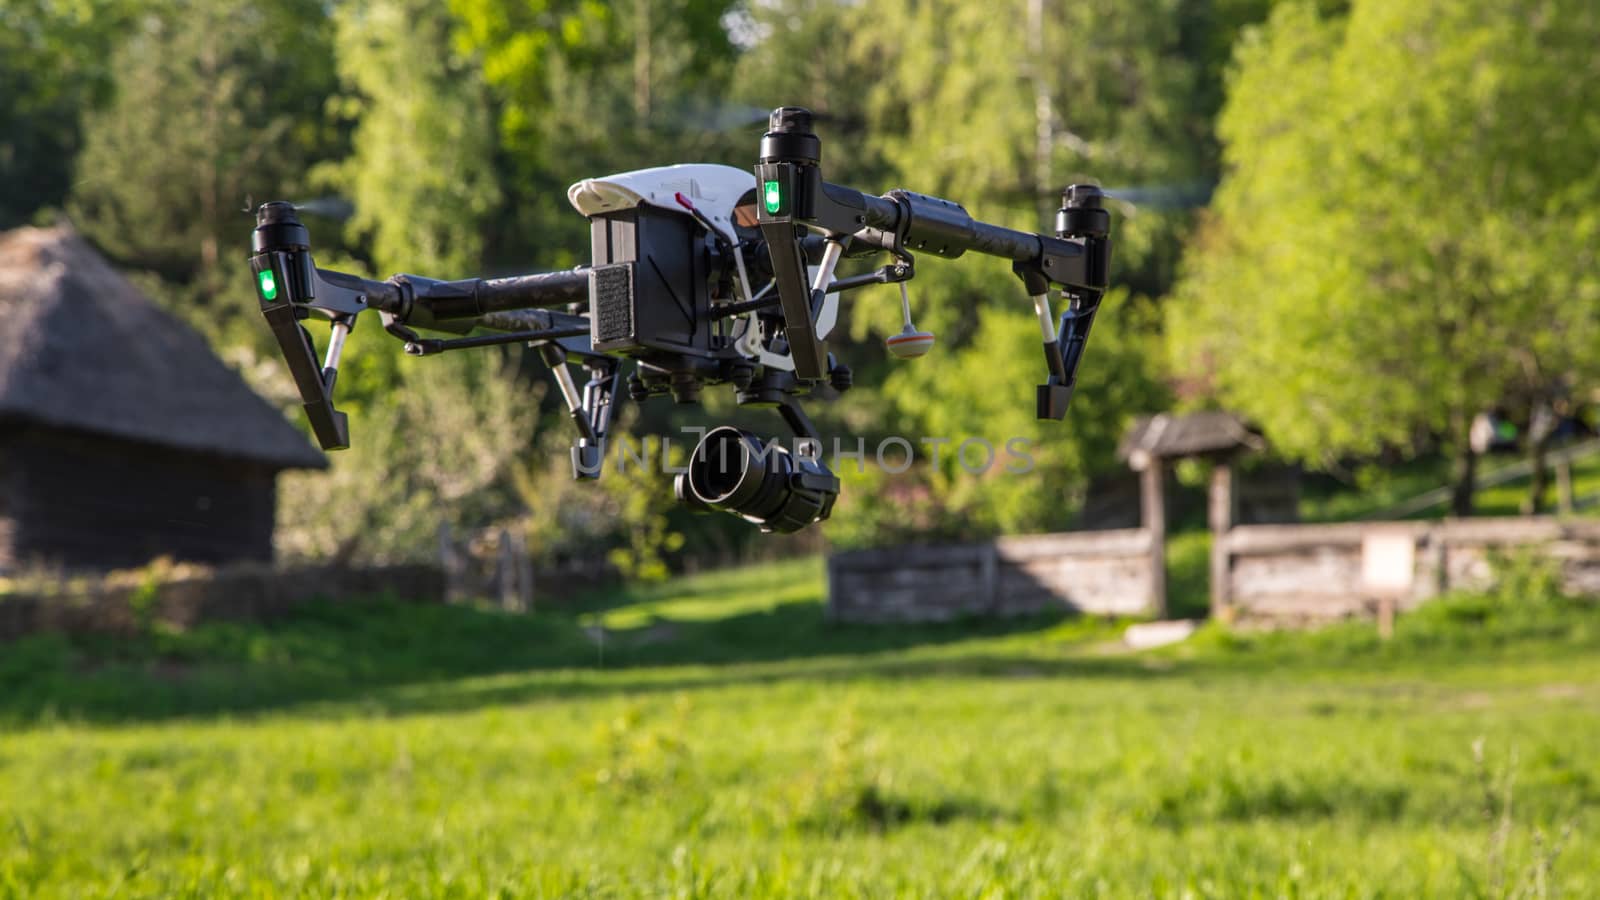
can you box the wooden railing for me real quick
[827,529,1158,624]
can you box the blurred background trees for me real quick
[1173,0,1600,515]
[8,0,1599,569]
[0,0,142,228]
[67,0,345,345]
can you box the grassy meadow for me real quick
[2,557,1598,897]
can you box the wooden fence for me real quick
[827,529,1158,623]
[436,523,616,610]
[1220,517,1600,624]
[828,515,1600,627]
[0,564,445,642]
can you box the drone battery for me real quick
[588,206,710,356]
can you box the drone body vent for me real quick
[590,264,635,347]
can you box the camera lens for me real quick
[680,427,839,533]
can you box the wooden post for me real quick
[497,527,519,612]
[516,529,535,613]
[1208,459,1236,618]
[1140,458,1168,618]
[438,521,460,604]
[1376,595,1396,640]
[1423,527,1446,599]
[1557,457,1575,515]
[980,543,999,614]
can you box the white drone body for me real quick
[567,164,849,373]
[567,163,752,235]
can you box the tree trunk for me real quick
[199,42,220,275]
[1522,403,1556,516]
[1208,460,1235,619]
[633,0,652,119]
[1450,443,1478,517]
[1139,460,1167,619]
[1522,434,1552,515]
[1028,0,1052,223]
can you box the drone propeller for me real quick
[658,97,840,134]
[287,196,356,221]
[663,99,772,132]
[239,195,355,220]
[986,178,1215,215]
[1065,180,1215,212]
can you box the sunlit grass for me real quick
[2,559,1597,897]
[587,557,823,629]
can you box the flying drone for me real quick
[250,107,1112,534]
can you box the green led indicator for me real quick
[763,180,782,214]
[257,268,278,301]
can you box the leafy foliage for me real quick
[448,0,743,268]
[804,0,1250,540]
[514,416,687,581]
[0,0,140,227]
[68,0,345,343]
[1173,0,1600,498]
[276,326,536,564]
[827,290,1169,547]
[853,0,1226,302]
[319,0,502,278]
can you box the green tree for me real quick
[320,0,500,279]
[68,0,343,340]
[0,0,142,227]
[826,290,1168,546]
[274,0,539,566]
[725,0,893,188]
[1172,0,1600,514]
[274,333,538,564]
[448,0,742,269]
[775,0,1205,538]
[512,415,687,582]
[847,0,1257,315]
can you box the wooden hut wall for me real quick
[0,424,277,571]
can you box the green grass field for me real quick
[3,558,1599,897]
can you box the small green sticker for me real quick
[257,268,278,301]
[763,179,782,214]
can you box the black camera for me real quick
[675,427,839,534]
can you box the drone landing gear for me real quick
[538,345,620,480]
[1015,185,1112,421]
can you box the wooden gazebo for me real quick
[1120,411,1265,617]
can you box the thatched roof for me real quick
[1119,410,1263,470]
[0,225,326,470]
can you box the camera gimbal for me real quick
[249,107,1111,534]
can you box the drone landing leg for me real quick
[540,345,594,474]
[575,357,621,478]
[1030,290,1073,420]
